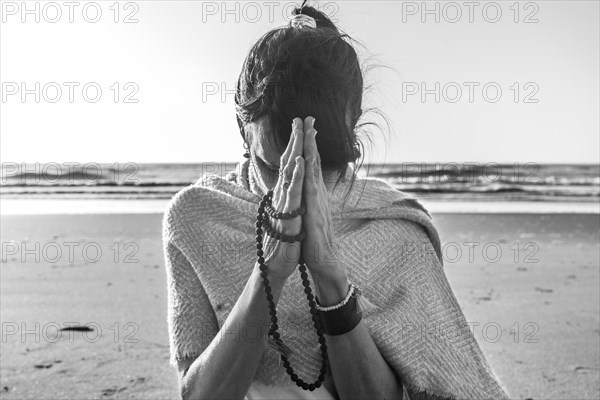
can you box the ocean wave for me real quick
[1,163,598,202]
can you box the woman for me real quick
[163,4,510,399]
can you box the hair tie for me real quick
[290,14,317,29]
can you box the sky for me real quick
[1,0,599,164]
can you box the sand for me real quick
[1,213,598,399]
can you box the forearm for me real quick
[314,271,403,400]
[326,321,403,399]
[181,263,286,400]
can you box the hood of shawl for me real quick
[190,158,443,264]
[198,158,432,218]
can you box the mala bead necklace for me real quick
[255,188,328,391]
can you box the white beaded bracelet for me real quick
[315,283,359,312]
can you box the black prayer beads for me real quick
[255,189,328,391]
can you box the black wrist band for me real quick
[316,295,363,336]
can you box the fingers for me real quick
[280,118,304,168]
[302,116,317,161]
[274,118,304,208]
[283,156,304,213]
[274,161,295,210]
[303,116,322,196]
[273,118,304,206]
[271,156,303,237]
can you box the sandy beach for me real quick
[1,212,598,399]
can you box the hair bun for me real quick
[292,4,339,32]
[290,14,317,29]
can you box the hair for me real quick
[235,3,386,201]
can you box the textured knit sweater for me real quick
[162,158,510,399]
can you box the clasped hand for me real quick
[260,117,347,285]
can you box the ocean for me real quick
[1,162,598,204]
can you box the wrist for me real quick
[312,266,350,307]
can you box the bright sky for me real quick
[1,0,598,164]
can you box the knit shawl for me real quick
[162,158,509,400]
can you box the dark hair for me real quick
[235,4,372,198]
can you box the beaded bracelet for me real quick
[261,215,306,242]
[265,203,306,220]
[314,283,356,311]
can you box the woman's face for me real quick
[245,117,341,190]
[246,118,284,188]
